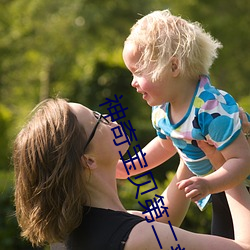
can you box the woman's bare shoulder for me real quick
[124,221,181,250]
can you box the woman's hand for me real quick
[239,107,250,140]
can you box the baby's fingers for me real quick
[176,179,194,190]
[185,189,201,201]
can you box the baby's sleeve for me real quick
[151,105,170,140]
[197,90,241,151]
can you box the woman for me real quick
[13,98,250,249]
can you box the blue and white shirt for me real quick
[152,75,242,176]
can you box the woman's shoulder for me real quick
[124,221,186,250]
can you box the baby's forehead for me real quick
[124,42,140,54]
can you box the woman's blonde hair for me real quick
[125,9,222,81]
[13,98,88,246]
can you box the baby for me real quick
[118,9,250,237]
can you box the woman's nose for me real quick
[105,114,118,124]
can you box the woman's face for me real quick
[68,103,129,161]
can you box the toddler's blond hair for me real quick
[125,9,222,81]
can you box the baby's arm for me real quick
[116,136,177,179]
[178,132,250,201]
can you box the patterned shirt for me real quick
[152,75,241,176]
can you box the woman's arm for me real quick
[155,159,192,226]
[225,184,250,244]
[239,108,250,138]
[125,183,250,250]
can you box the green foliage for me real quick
[0,171,44,250]
[182,202,212,234]
[0,0,249,248]
[183,1,250,100]
[239,95,250,113]
[0,105,13,170]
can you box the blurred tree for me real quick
[0,171,44,250]
[0,105,12,169]
[0,0,249,248]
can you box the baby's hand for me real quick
[177,176,211,202]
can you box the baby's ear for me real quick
[82,155,97,169]
[171,57,180,76]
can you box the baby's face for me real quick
[123,43,174,106]
[122,43,141,74]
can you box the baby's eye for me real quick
[133,71,142,77]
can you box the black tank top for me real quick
[66,206,145,250]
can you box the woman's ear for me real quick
[82,155,97,169]
[171,57,180,77]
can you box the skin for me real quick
[122,43,197,114]
[239,107,250,136]
[68,103,128,211]
[69,102,191,225]
[67,103,250,250]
